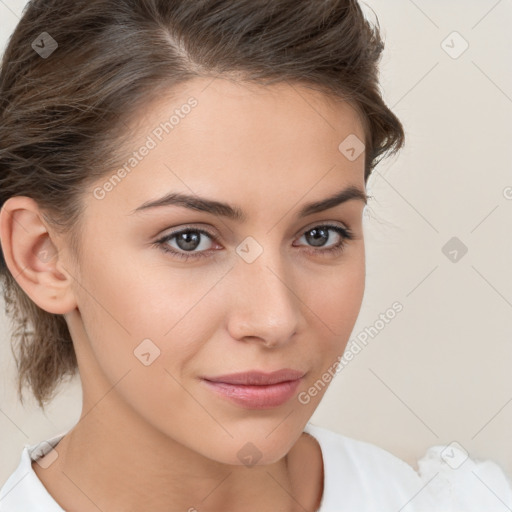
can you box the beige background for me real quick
[1,0,511,488]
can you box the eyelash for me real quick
[153,224,354,262]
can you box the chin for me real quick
[205,423,303,467]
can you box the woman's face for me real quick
[66,77,367,465]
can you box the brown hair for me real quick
[0,0,404,409]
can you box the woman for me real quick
[0,1,510,510]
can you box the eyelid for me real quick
[156,220,350,243]
[298,220,349,235]
[155,224,218,241]
[156,222,353,250]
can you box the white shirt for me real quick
[1,422,511,511]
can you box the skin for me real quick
[0,77,367,512]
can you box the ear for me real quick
[0,196,78,315]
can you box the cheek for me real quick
[299,253,365,384]
[72,251,223,433]
[74,247,226,375]
[305,254,365,336]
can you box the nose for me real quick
[225,249,301,348]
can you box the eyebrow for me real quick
[129,185,367,221]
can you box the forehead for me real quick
[86,77,366,221]
[128,76,365,154]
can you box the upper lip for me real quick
[203,369,305,386]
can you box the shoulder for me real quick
[0,434,66,512]
[303,423,512,512]
[417,444,512,511]
[304,422,433,511]
[304,422,416,478]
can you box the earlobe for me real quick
[0,196,78,315]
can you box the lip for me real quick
[203,369,305,385]
[201,369,305,409]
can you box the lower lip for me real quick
[201,378,302,409]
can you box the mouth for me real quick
[201,369,305,409]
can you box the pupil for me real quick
[177,231,200,251]
[307,228,328,247]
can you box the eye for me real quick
[153,227,218,261]
[293,224,354,258]
[153,224,354,262]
